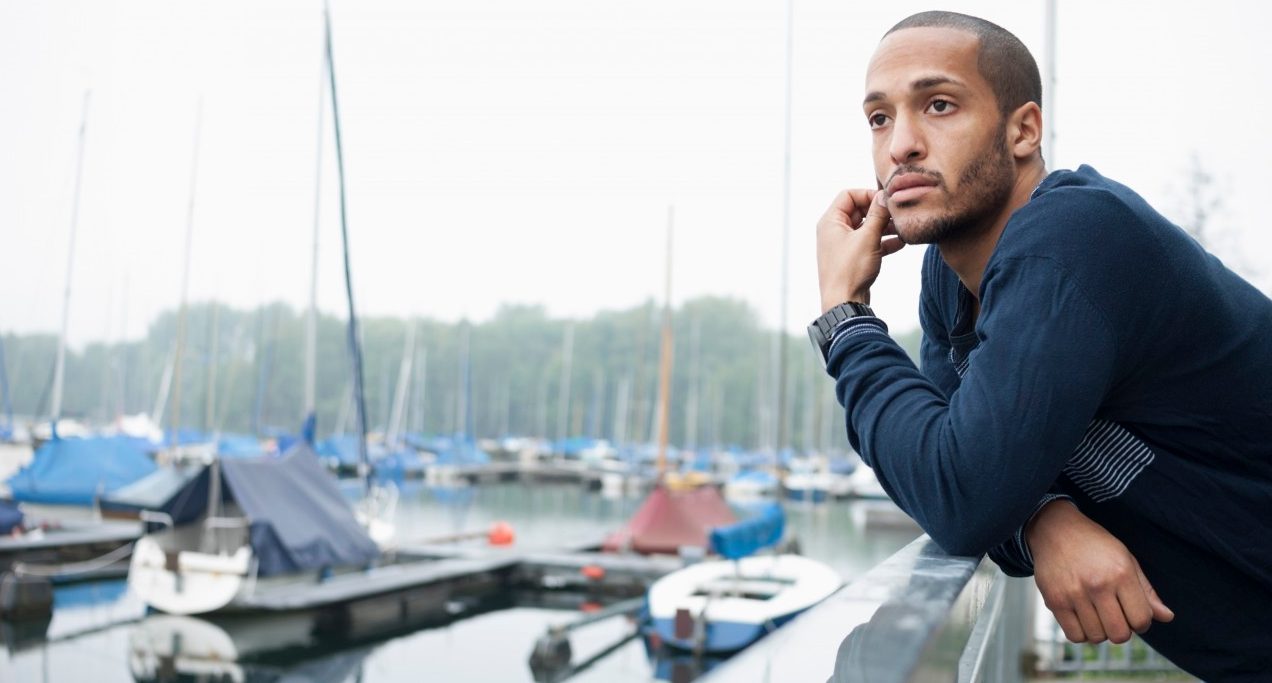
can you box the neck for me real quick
[939,162,1048,302]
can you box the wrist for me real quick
[1025,498,1080,555]
[821,290,871,314]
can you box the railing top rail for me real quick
[701,535,984,683]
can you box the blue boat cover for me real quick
[219,443,380,575]
[98,465,204,518]
[0,499,22,534]
[316,435,363,467]
[372,448,425,483]
[709,502,784,560]
[6,436,157,505]
[434,437,490,467]
[217,434,268,458]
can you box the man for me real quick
[809,11,1272,680]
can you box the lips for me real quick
[886,173,939,197]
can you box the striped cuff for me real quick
[826,316,889,361]
[1005,493,1075,572]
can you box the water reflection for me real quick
[129,614,372,683]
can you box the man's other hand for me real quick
[816,189,904,313]
[1028,499,1175,644]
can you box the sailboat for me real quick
[126,441,381,615]
[127,2,397,614]
[602,209,739,555]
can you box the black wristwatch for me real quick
[808,301,875,366]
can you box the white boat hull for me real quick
[129,535,252,615]
[647,554,840,653]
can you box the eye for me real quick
[926,99,956,115]
[868,112,890,129]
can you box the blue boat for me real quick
[6,435,156,507]
[645,503,841,653]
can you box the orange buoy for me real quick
[580,564,606,581]
[487,521,515,546]
[579,601,602,613]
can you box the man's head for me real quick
[864,11,1044,245]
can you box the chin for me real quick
[893,211,959,245]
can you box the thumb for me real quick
[1137,567,1175,623]
[859,191,891,236]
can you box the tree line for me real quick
[1,297,920,452]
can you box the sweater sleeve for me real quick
[918,280,961,399]
[827,255,1117,557]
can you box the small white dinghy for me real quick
[646,503,841,653]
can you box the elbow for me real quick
[922,510,1013,559]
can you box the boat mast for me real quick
[775,0,794,457]
[556,322,573,442]
[386,320,416,446]
[50,90,91,432]
[169,100,203,449]
[305,46,326,431]
[324,0,372,493]
[0,337,13,438]
[654,206,674,476]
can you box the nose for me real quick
[888,112,926,165]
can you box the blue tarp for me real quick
[98,465,204,520]
[105,445,379,574]
[434,437,489,467]
[729,469,778,487]
[371,448,425,483]
[0,499,22,534]
[163,428,210,446]
[553,436,599,459]
[316,435,364,468]
[709,502,784,560]
[6,436,158,505]
[217,434,269,458]
[220,443,380,575]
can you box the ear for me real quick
[1006,102,1043,161]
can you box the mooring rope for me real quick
[11,542,134,577]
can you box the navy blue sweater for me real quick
[827,166,1272,679]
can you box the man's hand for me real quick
[1028,500,1174,644]
[816,189,904,313]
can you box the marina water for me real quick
[1,482,917,682]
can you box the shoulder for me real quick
[991,165,1193,287]
[1005,166,1159,255]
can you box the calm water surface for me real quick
[0,482,918,682]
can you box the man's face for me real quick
[863,27,1016,244]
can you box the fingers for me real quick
[1116,582,1154,637]
[858,190,891,236]
[1094,590,1133,644]
[880,236,906,257]
[1053,609,1086,643]
[824,189,876,227]
[1073,600,1106,644]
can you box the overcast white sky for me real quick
[2,0,1270,348]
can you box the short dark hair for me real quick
[886,11,1041,116]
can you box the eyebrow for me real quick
[863,75,966,107]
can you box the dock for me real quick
[0,521,140,581]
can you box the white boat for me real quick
[847,464,889,500]
[127,443,386,616]
[645,503,841,653]
[723,469,778,500]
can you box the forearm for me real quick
[828,314,1109,556]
